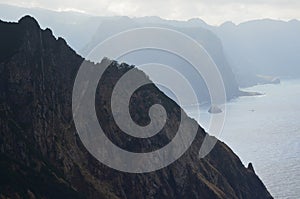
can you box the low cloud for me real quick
[0,0,299,25]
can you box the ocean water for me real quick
[186,79,300,198]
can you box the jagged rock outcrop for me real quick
[0,16,273,199]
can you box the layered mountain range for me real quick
[2,4,299,90]
[212,19,300,86]
[0,16,273,199]
[80,17,240,102]
[0,4,241,102]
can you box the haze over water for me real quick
[187,79,300,199]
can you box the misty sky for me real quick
[1,0,300,25]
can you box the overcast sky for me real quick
[1,0,300,25]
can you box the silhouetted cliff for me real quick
[0,16,272,199]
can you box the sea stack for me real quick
[208,105,223,114]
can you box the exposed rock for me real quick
[239,90,264,97]
[0,16,273,199]
[247,162,255,173]
[256,75,281,85]
[208,105,223,114]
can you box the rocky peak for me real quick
[18,15,40,28]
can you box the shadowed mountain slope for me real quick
[0,16,272,199]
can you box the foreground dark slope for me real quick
[0,16,272,199]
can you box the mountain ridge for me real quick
[80,17,240,101]
[0,16,273,199]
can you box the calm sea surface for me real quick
[186,79,300,199]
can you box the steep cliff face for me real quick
[213,19,300,87]
[0,16,272,199]
[80,17,240,101]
